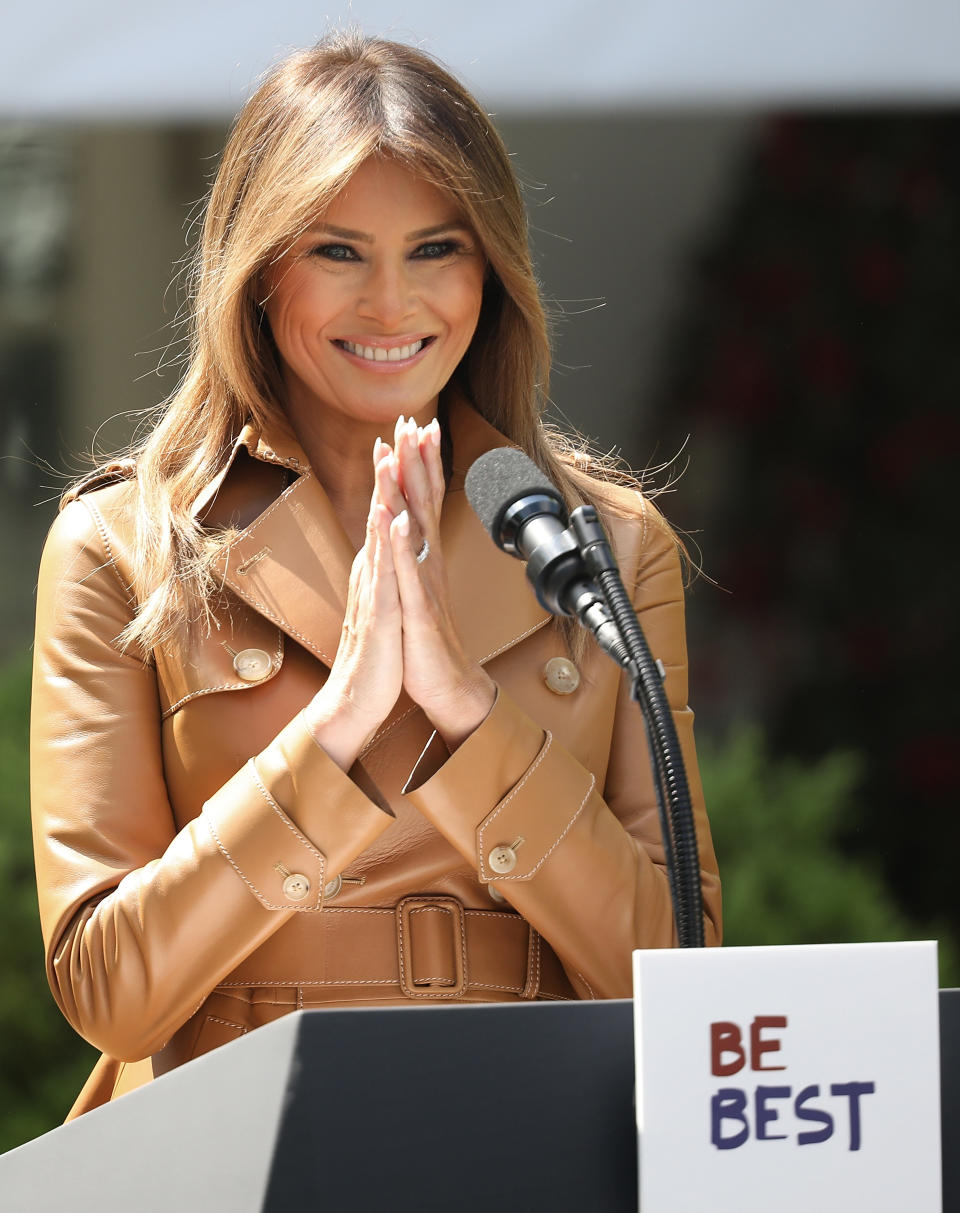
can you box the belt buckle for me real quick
[397,895,466,998]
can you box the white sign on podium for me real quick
[632,941,940,1212]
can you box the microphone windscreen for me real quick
[464,447,562,537]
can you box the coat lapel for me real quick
[441,399,551,663]
[210,398,550,671]
[212,469,353,666]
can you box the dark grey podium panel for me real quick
[4,992,957,1212]
[941,988,960,1213]
[0,999,638,1213]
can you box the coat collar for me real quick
[209,396,550,670]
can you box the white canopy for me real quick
[3,0,959,119]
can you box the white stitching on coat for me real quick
[84,498,133,601]
[204,764,325,911]
[160,630,284,720]
[481,770,597,883]
[361,706,418,755]
[479,616,551,664]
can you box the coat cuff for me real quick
[203,711,394,911]
[405,686,596,883]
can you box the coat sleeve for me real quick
[404,495,721,999]
[30,495,393,1062]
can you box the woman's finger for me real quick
[392,413,408,482]
[361,435,388,572]
[371,501,399,609]
[378,444,426,557]
[390,508,429,609]
[396,418,439,538]
[389,504,495,749]
[343,441,380,627]
[371,435,393,507]
[419,417,445,503]
[374,443,406,518]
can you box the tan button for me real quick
[281,873,310,902]
[488,845,518,875]
[233,648,272,682]
[544,656,580,695]
[323,874,343,901]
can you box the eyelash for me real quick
[414,240,463,259]
[310,239,465,262]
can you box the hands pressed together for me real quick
[304,414,496,772]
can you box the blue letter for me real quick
[795,1084,834,1145]
[755,1085,790,1140]
[830,1081,876,1151]
[711,1088,750,1150]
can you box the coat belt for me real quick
[215,897,576,1001]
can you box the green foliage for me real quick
[0,652,97,1155]
[698,725,958,986]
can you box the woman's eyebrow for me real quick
[305,221,470,242]
[406,222,471,240]
[310,223,372,241]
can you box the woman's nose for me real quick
[357,260,417,327]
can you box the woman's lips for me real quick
[335,336,435,369]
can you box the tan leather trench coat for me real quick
[30,396,721,1119]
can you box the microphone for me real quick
[464,448,630,668]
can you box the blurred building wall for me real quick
[1,125,221,652]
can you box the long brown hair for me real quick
[76,32,652,653]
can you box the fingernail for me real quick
[374,436,382,458]
[396,509,409,536]
[388,455,399,483]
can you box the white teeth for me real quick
[342,339,425,362]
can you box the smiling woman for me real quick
[29,32,720,1123]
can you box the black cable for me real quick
[573,507,705,948]
[640,709,682,937]
[601,567,704,948]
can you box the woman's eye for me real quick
[313,243,359,262]
[413,240,460,260]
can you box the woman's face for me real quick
[261,156,486,430]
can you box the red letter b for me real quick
[711,1022,746,1076]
